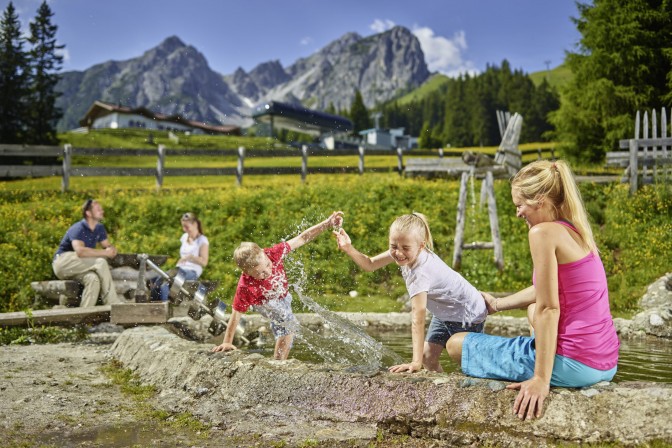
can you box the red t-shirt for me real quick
[232,242,291,312]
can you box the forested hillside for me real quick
[378,61,560,148]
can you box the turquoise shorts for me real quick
[462,333,617,388]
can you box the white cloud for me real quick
[370,18,396,33]
[412,26,478,77]
[300,36,313,46]
[58,47,70,64]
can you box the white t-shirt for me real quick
[400,250,487,325]
[176,233,209,277]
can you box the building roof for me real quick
[78,100,241,135]
[251,101,353,136]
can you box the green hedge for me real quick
[0,175,669,315]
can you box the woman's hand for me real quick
[333,228,351,251]
[211,342,237,353]
[388,361,423,374]
[481,291,498,314]
[506,375,550,420]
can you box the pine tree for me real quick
[0,2,30,143]
[26,1,63,144]
[349,89,371,134]
[550,0,672,162]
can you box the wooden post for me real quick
[485,172,504,271]
[134,254,149,303]
[643,111,650,182]
[358,146,364,175]
[301,145,308,183]
[452,171,469,270]
[537,148,542,160]
[61,144,71,192]
[236,146,245,186]
[156,144,165,191]
[439,147,444,159]
[397,147,403,176]
[629,139,638,194]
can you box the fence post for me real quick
[156,144,165,191]
[537,148,542,160]
[551,147,555,160]
[61,144,71,192]
[301,145,308,183]
[485,172,504,271]
[452,171,469,270]
[236,146,245,186]
[629,139,638,194]
[397,147,403,176]
[439,147,444,159]
[358,146,364,175]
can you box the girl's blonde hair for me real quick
[233,242,265,271]
[389,212,434,251]
[511,159,597,253]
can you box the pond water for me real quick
[255,329,672,383]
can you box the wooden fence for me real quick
[1,143,555,191]
[610,108,672,194]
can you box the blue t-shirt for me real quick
[54,219,109,260]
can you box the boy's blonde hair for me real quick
[389,212,434,251]
[233,242,265,270]
[511,159,597,253]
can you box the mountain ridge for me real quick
[55,27,430,131]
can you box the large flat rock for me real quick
[112,326,672,446]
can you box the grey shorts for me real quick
[253,293,299,338]
[426,315,484,346]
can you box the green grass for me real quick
[394,73,450,105]
[59,128,278,150]
[528,64,574,90]
[1,137,668,318]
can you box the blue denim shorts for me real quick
[426,315,485,346]
[253,293,300,338]
[462,333,617,387]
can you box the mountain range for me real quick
[55,26,430,131]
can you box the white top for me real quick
[176,233,209,277]
[400,250,487,325]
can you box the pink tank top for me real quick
[533,221,619,370]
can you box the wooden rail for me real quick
[1,143,556,191]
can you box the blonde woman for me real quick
[446,160,619,420]
[335,213,487,374]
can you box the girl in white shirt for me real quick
[335,212,486,373]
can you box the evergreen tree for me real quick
[550,0,672,162]
[349,89,371,134]
[26,1,63,144]
[0,2,29,143]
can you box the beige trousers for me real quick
[52,251,121,307]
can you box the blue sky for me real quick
[7,0,583,77]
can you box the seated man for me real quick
[52,199,122,307]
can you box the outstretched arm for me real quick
[212,309,242,352]
[287,211,343,251]
[333,228,393,272]
[389,292,426,373]
[507,226,559,420]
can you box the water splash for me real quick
[277,218,404,370]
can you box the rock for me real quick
[112,326,672,446]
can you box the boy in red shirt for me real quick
[212,211,343,359]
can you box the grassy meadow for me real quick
[0,130,669,318]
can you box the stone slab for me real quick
[111,326,672,446]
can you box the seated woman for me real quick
[151,212,209,302]
[446,159,619,420]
